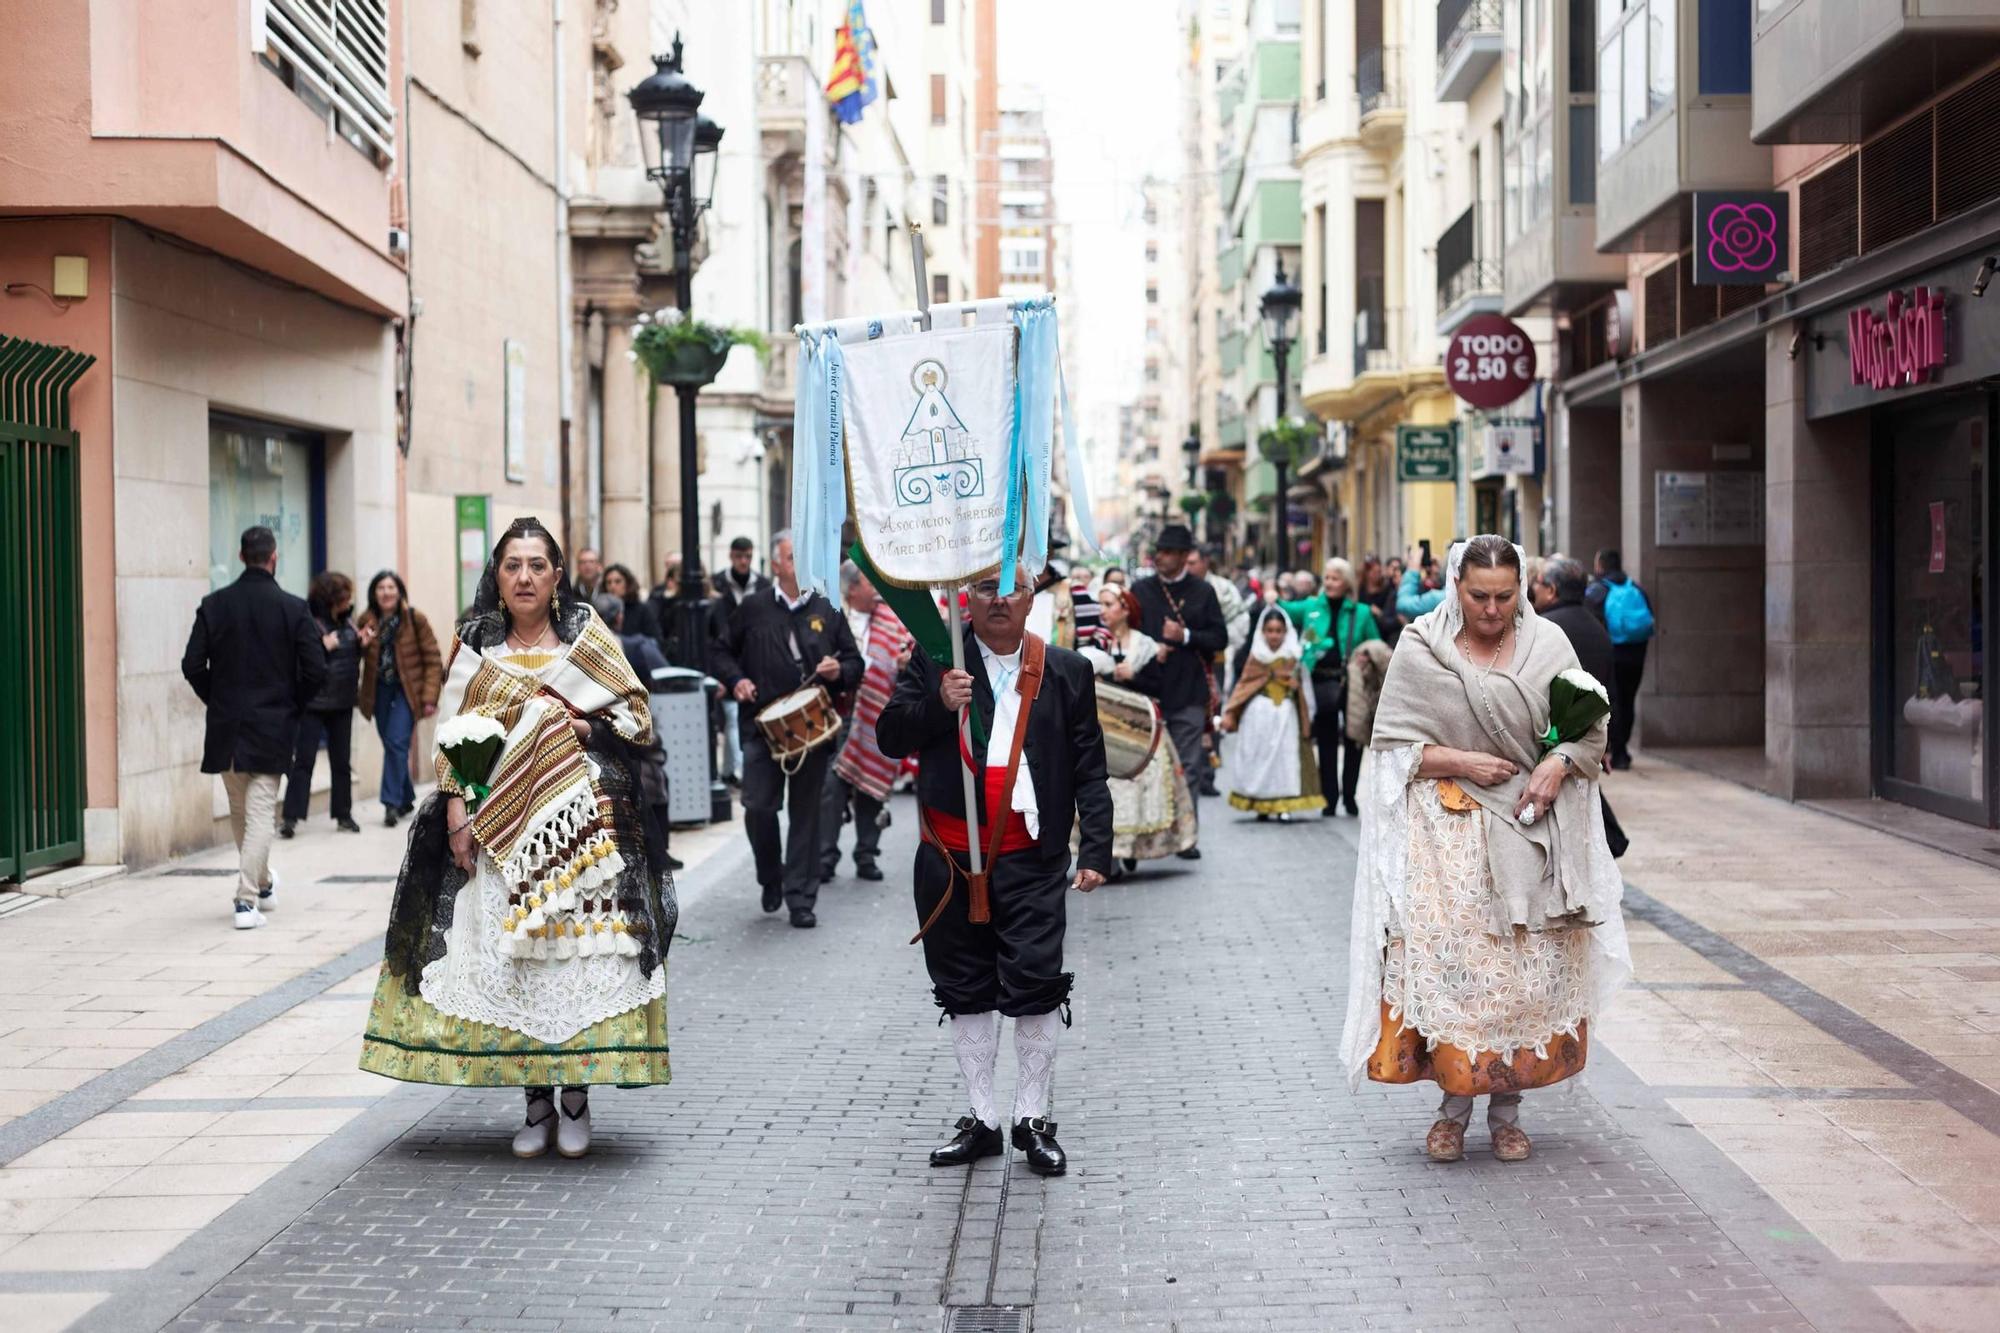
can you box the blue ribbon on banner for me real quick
[789,330,849,596]
[1053,321,1098,555]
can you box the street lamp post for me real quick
[1260,258,1302,570]
[1182,428,1200,491]
[629,35,724,674]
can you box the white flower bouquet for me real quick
[436,713,506,810]
[1539,667,1612,751]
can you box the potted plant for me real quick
[1257,416,1316,468]
[1177,492,1209,518]
[629,308,771,387]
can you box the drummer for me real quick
[711,529,864,929]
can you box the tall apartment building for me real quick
[995,88,1057,300]
[1183,1,1248,560]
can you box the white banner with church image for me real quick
[840,324,1017,588]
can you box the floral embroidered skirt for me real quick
[1367,779,1591,1097]
[358,966,671,1088]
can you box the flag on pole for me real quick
[825,1,879,125]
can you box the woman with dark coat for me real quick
[602,563,662,645]
[282,571,363,837]
[358,570,444,827]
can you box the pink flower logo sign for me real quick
[1706,203,1778,274]
[1692,191,1789,286]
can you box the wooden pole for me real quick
[911,222,982,878]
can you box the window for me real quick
[208,416,324,597]
[932,273,950,304]
[932,0,947,22]
[1599,0,1673,160]
[931,74,947,124]
[1648,0,1674,116]
[1504,0,1555,242]
[932,174,949,225]
[261,0,396,164]
[1146,284,1159,304]
[1699,0,1752,94]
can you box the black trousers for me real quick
[1310,674,1362,810]
[914,841,1072,1017]
[740,728,832,911]
[1609,644,1648,763]
[1164,704,1209,815]
[282,708,352,823]
[818,732,886,875]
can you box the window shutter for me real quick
[1796,155,1857,282]
[265,0,396,162]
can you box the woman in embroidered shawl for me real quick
[1076,583,1197,872]
[1339,535,1630,1164]
[1221,607,1322,819]
[360,517,676,1160]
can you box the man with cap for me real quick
[877,561,1112,1176]
[1126,524,1228,857]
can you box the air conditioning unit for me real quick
[388,228,410,257]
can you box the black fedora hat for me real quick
[1154,523,1196,552]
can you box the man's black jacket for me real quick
[1126,572,1228,711]
[1542,597,1616,696]
[181,567,327,774]
[709,586,863,736]
[876,626,1113,879]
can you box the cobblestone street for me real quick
[10,757,1999,1330]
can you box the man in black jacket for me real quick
[1536,555,1629,857]
[710,531,863,928]
[1126,523,1227,857]
[181,526,326,930]
[709,536,772,787]
[877,563,1112,1178]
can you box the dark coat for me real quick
[709,586,863,734]
[1543,596,1617,694]
[306,615,361,713]
[1126,572,1228,711]
[618,596,662,645]
[181,567,327,775]
[356,605,444,720]
[877,626,1113,878]
[707,568,773,641]
[618,629,671,688]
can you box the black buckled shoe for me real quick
[929,1115,1003,1167]
[1012,1117,1067,1176]
[760,882,783,913]
[855,863,884,882]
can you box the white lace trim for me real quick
[419,851,664,1045]
[1338,744,1632,1086]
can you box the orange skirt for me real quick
[1365,1001,1587,1096]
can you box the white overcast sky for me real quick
[997,0,1183,470]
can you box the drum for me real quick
[1096,681,1164,781]
[755,684,842,772]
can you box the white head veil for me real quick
[1435,535,1536,642]
[1249,605,1302,664]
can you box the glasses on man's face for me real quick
[970,581,1003,599]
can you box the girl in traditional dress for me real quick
[1221,607,1322,819]
[1340,535,1629,1164]
[360,517,676,1160]
[1077,583,1197,873]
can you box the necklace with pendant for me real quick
[1459,626,1512,742]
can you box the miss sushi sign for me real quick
[1848,287,1948,391]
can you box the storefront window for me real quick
[1885,408,1985,812]
[208,417,323,598]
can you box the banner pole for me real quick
[910,221,932,332]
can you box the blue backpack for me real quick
[1603,580,1655,646]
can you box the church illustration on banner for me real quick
[893,358,986,507]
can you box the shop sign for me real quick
[1849,287,1947,391]
[1692,191,1789,286]
[1445,314,1536,409]
[1397,424,1458,482]
[1480,422,1537,476]
[455,495,490,614]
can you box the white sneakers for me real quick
[557,1088,591,1158]
[513,1090,557,1158]
[258,870,280,912]
[511,1088,591,1159]
[233,901,266,930]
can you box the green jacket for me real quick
[1277,594,1381,678]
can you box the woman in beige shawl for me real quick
[1339,536,1629,1164]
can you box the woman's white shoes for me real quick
[512,1090,556,1158]
[557,1088,591,1157]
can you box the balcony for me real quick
[1357,46,1405,150]
[1353,304,1403,379]
[1435,0,1503,104]
[1753,0,2000,144]
[757,55,814,159]
[1435,202,1504,336]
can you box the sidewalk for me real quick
[0,791,740,1333]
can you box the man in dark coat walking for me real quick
[710,530,863,928]
[1126,523,1227,857]
[709,536,773,787]
[1537,555,1629,857]
[877,561,1112,1178]
[181,526,326,929]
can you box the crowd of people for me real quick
[181,512,1654,1173]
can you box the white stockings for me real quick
[949,1011,1063,1127]
[1012,1010,1061,1123]
[951,1012,1001,1128]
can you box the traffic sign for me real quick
[1445,314,1536,409]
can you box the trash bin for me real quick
[649,666,722,826]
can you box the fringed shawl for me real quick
[834,604,916,801]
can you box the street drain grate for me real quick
[942,1307,1028,1333]
[159,869,237,877]
[319,874,395,883]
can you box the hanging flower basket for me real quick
[1177,492,1209,517]
[629,308,770,388]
